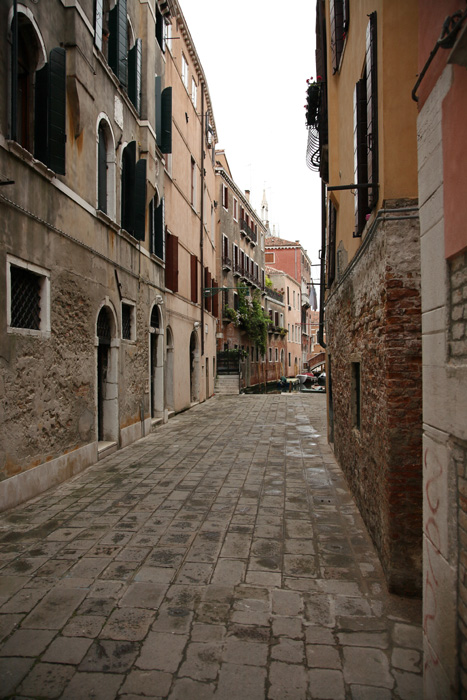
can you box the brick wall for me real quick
[326,202,422,595]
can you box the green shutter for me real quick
[121,141,136,233]
[134,158,147,241]
[108,0,128,87]
[98,125,107,212]
[48,47,66,175]
[34,64,48,165]
[155,76,162,146]
[128,39,142,114]
[366,12,378,208]
[161,87,172,154]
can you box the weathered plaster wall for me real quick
[326,204,422,596]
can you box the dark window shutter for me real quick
[128,39,142,115]
[48,48,66,174]
[190,254,198,303]
[161,87,172,153]
[212,279,219,317]
[330,0,344,73]
[366,12,378,209]
[165,233,178,292]
[343,0,350,31]
[204,268,212,312]
[134,158,147,241]
[327,200,337,287]
[155,76,162,145]
[121,141,136,233]
[354,78,368,236]
[153,197,165,259]
[108,0,128,87]
[155,5,164,51]
[34,64,48,165]
[98,125,107,212]
[94,0,103,51]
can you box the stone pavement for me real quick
[0,394,422,699]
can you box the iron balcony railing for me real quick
[240,218,257,244]
[222,254,232,269]
[266,288,284,303]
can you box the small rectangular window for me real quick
[191,157,196,208]
[191,77,197,107]
[233,198,238,221]
[8,257,50,336]
[122,302,134,340]
[222,184,229,210]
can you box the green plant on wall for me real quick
[237,287,270,354]
[265,276,273,289]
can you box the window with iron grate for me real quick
[10,266,41,329]
[122,303,132,340]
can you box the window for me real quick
[265,252,274,264]
[327,200,337,286]
[293,290,296,308]
[233,198,238,221]
[11,11,66,174]
[222,184,229,210]
[121,302,134,340]
[190,254,198,303]
[165,232,179,292]
[121,141,147,240]
[233,293,239,311]
[351,361,361,430]
[275,348,278,362]
[354,12,378,236]
[155,78,172,154]
[191,77,197,108]
[288,352,291,367]
[233,244,239,272]
[269,347,272,362]
[97,122,108,213]
[155,3,164,51]
[164,22,172,52]
[7,257,50,335]
[149,195,165,259]
[191,158,196,209]
[182,54,188,89]
[108,0,128,87]
[128,38,142,115]
[330,0,345,73]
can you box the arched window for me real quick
[97,123,108,213]
[96,116,116,218]
[14,14,41,151]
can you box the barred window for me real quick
[122,303,133,340]
[10,266,41,329]
[8,258,50,335]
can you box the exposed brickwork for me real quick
[449,252,467,362]
[326,203,422,595]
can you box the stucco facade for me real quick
[416,2,467,696]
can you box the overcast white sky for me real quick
[179,0,322,273]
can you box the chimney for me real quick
[245,190,250,201]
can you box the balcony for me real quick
[266,288,284,303]
[240,218,257,244]
[233,261,241,277]
[222,255,232,271]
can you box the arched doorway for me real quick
[165,326,174,413]
[189,330,200,404]
[149,304,164,419]
[96,305,118,444]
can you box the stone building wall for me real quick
[326,203,422,595]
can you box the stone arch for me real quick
[95,301,119,445]
[165,325,174,412]
[149,302,164,419]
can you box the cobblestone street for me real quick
[0,394,422,699]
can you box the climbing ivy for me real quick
[237,287,270,355]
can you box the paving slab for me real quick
[0,394,422,698]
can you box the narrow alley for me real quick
[0,395,422,700]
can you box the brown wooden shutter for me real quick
[165,232,178,292]
[204,268,212,312]
[366,12,378,208]
[190,254,198,303]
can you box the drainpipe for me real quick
[11,0,18,142]
[318,179,327,349]
[200,83,205,357]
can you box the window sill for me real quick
[7,326,51,339]
[6,140,55,181]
